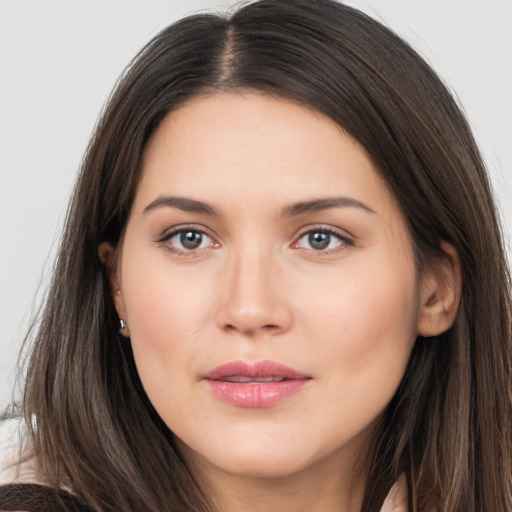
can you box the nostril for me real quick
[215,286,293,336]
[223,323,281,336]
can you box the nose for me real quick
[215,247,293,337]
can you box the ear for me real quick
[417,242,462,338]
[98,242,130,337]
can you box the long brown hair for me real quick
[15,0,511,510]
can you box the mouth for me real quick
[203,360,311,408]
[217,376,288,383]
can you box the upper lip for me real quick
[204,360,310,381]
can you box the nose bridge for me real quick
[216,237,292,336]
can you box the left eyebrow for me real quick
[282,197,375,217]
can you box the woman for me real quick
[1,0,510,510]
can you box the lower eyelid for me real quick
[156,226,352,254]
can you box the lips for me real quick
[203,360,311,408]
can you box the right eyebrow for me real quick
[143,196,219,217]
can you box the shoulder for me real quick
[0,419,95,512]
[0,418,40,487]
[0,483,95,512]
[380,474,409,512]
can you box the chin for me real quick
[177,434,306,477]
[208,451,316,480]
[179,431,350,483]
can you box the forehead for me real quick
[135,92,394,217]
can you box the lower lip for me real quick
[205,379,309,408]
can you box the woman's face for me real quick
[108,93,427,480]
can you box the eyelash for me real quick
[156,225,353,256]
[293,227,353,254]
[156,225,218,256]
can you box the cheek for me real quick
[122,243,211,331]
[300,258,418,404]
[119,249,215,396]
[337,278,417,351]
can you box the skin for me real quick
[100,93,460,512]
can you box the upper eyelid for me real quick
[156,224,216,242]
[295,225,355,241]
[154,224,354,247]
[156,226,219,256]
[292,226,355,254]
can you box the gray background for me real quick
[1,0,511,410]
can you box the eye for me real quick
[295,228,349,252]
[160,228,216,253]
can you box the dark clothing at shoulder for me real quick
[0,483,95,512]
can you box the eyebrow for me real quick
[142,195,375,217]
[282,197,375,216]
[143,196,219,216]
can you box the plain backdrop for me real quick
[1,0,511,410]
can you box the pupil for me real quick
[181,231,202,249]
[309,231,330,250]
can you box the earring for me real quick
[119,318,130,337]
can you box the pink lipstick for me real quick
[203,360,311,408]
